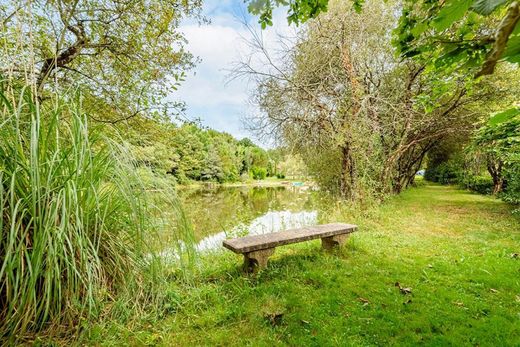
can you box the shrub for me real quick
[460,175,494,195]
[501,163,520,211]
[251,166,267,180]
[424,161,460,184]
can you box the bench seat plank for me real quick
[223,223,357,254]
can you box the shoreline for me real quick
[177,178,311,190]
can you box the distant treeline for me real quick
[130,122,305,183]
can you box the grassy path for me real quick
[86,184,520,346]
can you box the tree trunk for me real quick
[486,156,504,194]
[339,143,355,199]
[37,24,88,93]
[492,177,504,195]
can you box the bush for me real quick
[425,162,494,195]
[460,175,494,195]
[424,156,495,195]
[501,164,520,209]
[251,166,267,180]
[424,161,460,184]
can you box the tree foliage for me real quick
[247,0,520,78]
[394,0,520,78]
[238,0,506,199]
[129,120,286,183]
[1,0,202,121]
[473,110,520,197]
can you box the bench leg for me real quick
[243,248,275,273]
[321,234,349,251]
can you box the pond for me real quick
[177,185,332,253]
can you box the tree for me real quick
[247,0,332,28]
[237,0,490,198]
[473,109,520,194]
[394,0,520,78]
[201,147,225,182]
[127,120,275,184]
[1,0,202,122]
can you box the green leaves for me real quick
[433,0,474,31]
[392,0,520,80]
[247,0,271,14]
[247,0,273,29]
[353,0,365,13]
[247,0,329,27]
[489,107,520,125]
[503,23,520,62]
[245,0,520,79]
[471,0,509,15]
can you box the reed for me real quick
[0,86,193,341]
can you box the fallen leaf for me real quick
[427,264,433,268]
[400,287,413,295]
[301,319,310,325]
[358,297,370,307]
[403,299,412,305]
[264,312,284,326]
[395,282,412,295]
[453,301,464,307]
[490,288,499,293]
[511,253,519,259]
[515,295,520,303]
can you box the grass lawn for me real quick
[84,184,520,346]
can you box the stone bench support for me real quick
[243,248,275,273]
[321,233,350,251]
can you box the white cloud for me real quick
[169,0,296,145]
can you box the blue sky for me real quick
[171,0,292,147]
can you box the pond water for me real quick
[177,185,331,253]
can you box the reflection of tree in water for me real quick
[179,186,322,240]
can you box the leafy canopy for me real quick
[1,0,202,122]
[246,0,520,77]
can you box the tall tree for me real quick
[238,0,505,198]
[1,0,202,122]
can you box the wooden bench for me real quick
[223,223,357,273]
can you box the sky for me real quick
[171,0,294,146]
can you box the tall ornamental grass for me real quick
[0,87,191,340]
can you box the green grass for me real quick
[83,184,520,346]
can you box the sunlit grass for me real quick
[83,184,520,346]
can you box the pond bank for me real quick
[83,184,520,346]
[177,177,312,190]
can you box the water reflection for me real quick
[196,210,318,252]
[178,186,324,252]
